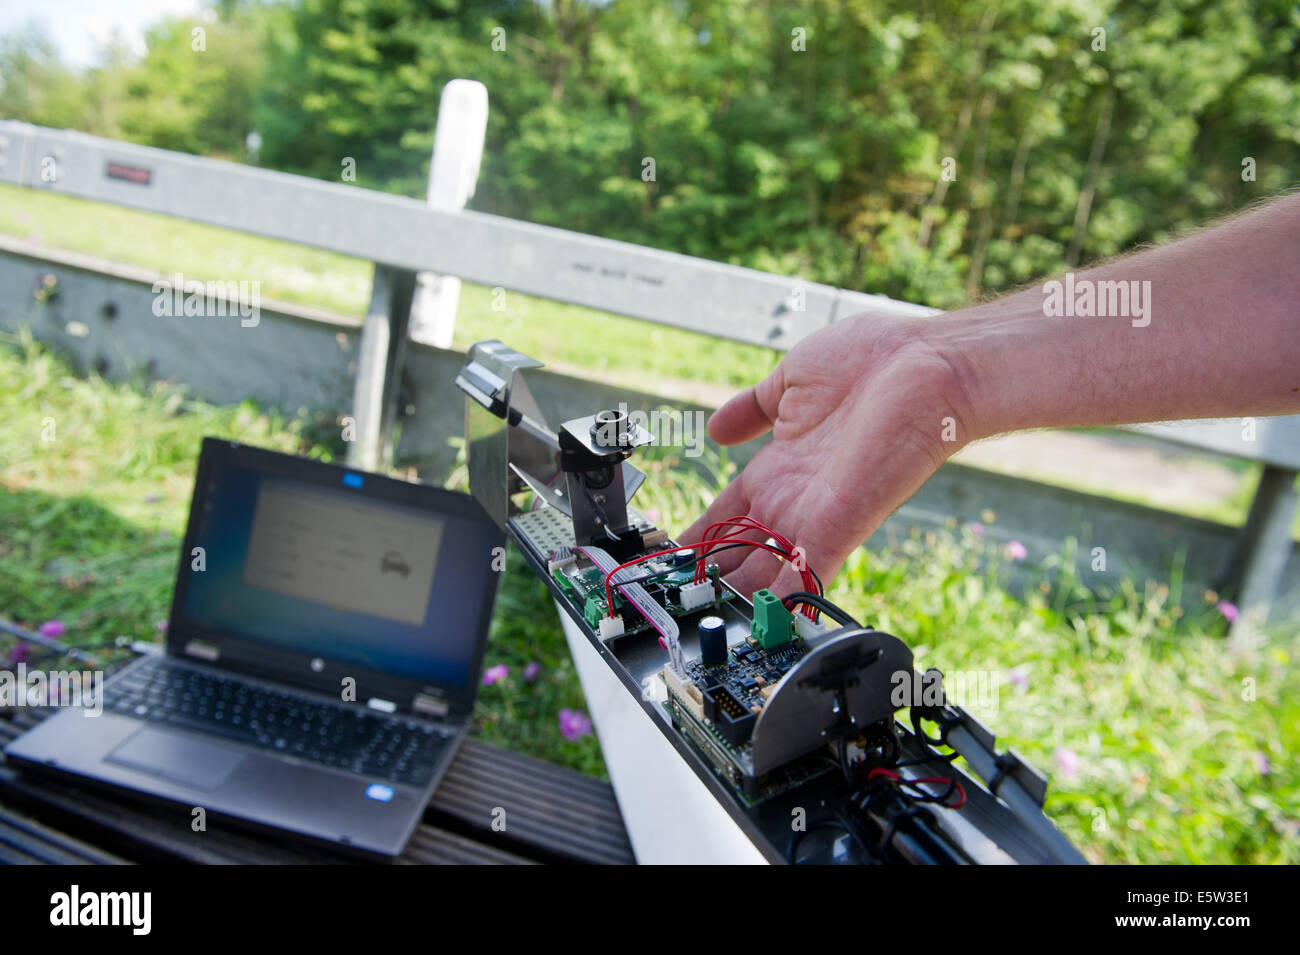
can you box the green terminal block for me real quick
[751,588,794,649]
[583,594,605,628]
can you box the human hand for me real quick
[681,314,972,599]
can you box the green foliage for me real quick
[1,0,1298,863]
[0,330,605,773]
[4,1,1296,307]
[2,333,1296,862]
[828,523,1299,865]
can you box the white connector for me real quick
[678,580,715,612]
[793,611,835,642]
[547,549,577,575]
[598,615,625,640]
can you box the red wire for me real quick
[867,768,966,809]
[594,515,822,622]
[694,516,819,616]
[695,519,789,579]
[601,538,808,612]
[905,776,968,810]
[601,546,696,611]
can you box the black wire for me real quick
[578,474,619,538]
[893,751,959,769]
[899,776,960,805]
[808,567,825,595]
[779,591,861,628]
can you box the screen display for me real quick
[179,460,498,688]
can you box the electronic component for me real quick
[547,547,577,575]
[456,340,1087,865]
[702,684,755,745]
[751,588,793,649]
[793,610,835,642]
[698,615,727,666]
[678,579,716,612]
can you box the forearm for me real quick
[927,194,1300,442]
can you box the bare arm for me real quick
[685,195,1300,596]
[940,193,1300,438]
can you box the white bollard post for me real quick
[409,79,488,349]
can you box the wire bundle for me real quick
[595,515,823,618]
[691,517,821,618]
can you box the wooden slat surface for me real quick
[0,706,628,865]
[428,740,633,865]
[0,804,129,864]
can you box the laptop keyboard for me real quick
[103,658,453,788]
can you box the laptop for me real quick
[5,438,505,860]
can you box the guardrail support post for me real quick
[348,264,416,471]
[409,79,488,349]
[1224,465,1299,650]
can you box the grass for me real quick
[3,184,1298,863]
[829,531,1298,864]
[2,333,1297,862]
[0,329,606,775]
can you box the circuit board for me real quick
[549,548,734,635]
[513,506,832,804]
[663,631,841,805]
[458,340,1086,864]
[658,594,853,804]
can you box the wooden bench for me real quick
[0,707,634,865]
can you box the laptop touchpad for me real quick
[107,728,246,791]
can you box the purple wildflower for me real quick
[559,708,592,741]
[523,661,540,683]
[1054,746,1080,781]
[481,664,508,686]
[970,522,985,538]
[38,620,65,639]
[1007,667,1029,690]
[1217,601,1240,623]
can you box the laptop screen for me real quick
[175,448,500,693]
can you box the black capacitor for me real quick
[698,615,728,666]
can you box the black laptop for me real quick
[5,438,504,860]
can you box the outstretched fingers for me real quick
[706,366,784,446]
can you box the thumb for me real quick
[707,365,785,446]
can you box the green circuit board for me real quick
[550,554,733,635]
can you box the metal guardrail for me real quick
[0,119,933,353]
[0,106,1295,641]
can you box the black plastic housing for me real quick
[703,684,756,745]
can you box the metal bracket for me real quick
[454,340,648,541]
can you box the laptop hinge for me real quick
[412,693,450,718]
[183,639,221,662]
[366,697,397,714]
